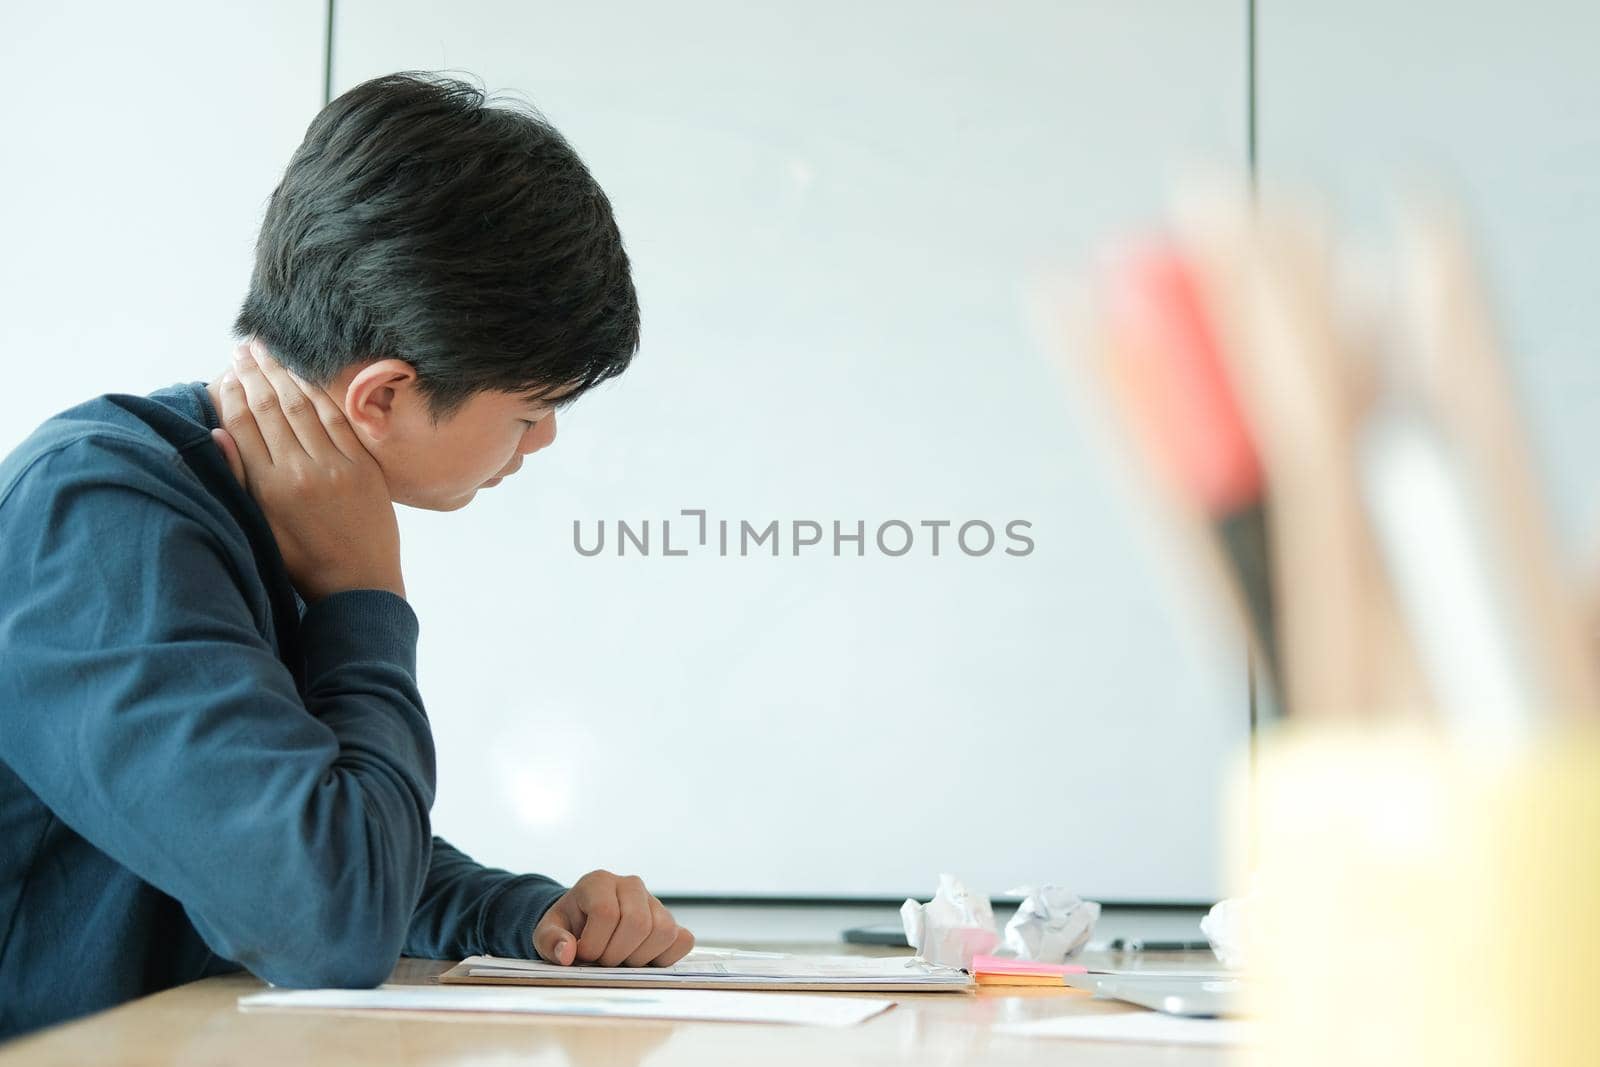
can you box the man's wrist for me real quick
[306,574,406,604]
[300,589,421,683]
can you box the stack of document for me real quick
[439,948,974,993]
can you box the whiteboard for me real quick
[334,1,1252,900]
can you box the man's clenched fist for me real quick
[534,871,694,967]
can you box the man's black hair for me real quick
[235,72,639,421]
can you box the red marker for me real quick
[1103,244,1280,700]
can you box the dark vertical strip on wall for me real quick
[323,0,336,106]
[1247,0,1258,184]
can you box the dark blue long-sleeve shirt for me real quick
[0,381,566,1039]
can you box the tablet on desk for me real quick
[841,923,911,947]
[1064,974,1248,1018]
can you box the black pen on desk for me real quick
[1108,938,1213,953]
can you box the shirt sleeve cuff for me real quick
[299,589,420,683]
[479,876,568,959]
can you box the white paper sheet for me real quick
[998,1011,1259,1046]
[239,984,893,1027]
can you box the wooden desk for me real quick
[0,947,1232,1066]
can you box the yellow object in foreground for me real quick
[1243,726,1600,1066]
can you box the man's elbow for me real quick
[243,902,410,989]
[288,957,396,990]
[255,936,400,989]
[214,822,429,988]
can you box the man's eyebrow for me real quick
[520,388,582,412]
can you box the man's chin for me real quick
[395,487,476,513]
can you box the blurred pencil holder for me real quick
[1238,725,1600,1067]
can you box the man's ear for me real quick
[343,359,420,443]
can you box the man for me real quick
[0,73,690,1041]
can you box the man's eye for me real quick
[522,419,539,429]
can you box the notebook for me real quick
[437,948,974,993]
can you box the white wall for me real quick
[0,3,325,458]
[1259,0,1600,559]
[333,0,1251,900]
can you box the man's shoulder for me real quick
[0,384,221,527]
[0,383,285,647]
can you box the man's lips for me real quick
[485,461,522,487]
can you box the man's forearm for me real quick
[405,837,566,959]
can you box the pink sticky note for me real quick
[970,954,1088,976]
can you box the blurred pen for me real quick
[1101,245,1282,708]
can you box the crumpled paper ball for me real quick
[900,873,999,969]
[1003,884,1100,961]
[1200,883,1259,968]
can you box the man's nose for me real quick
[520,411,558,455]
